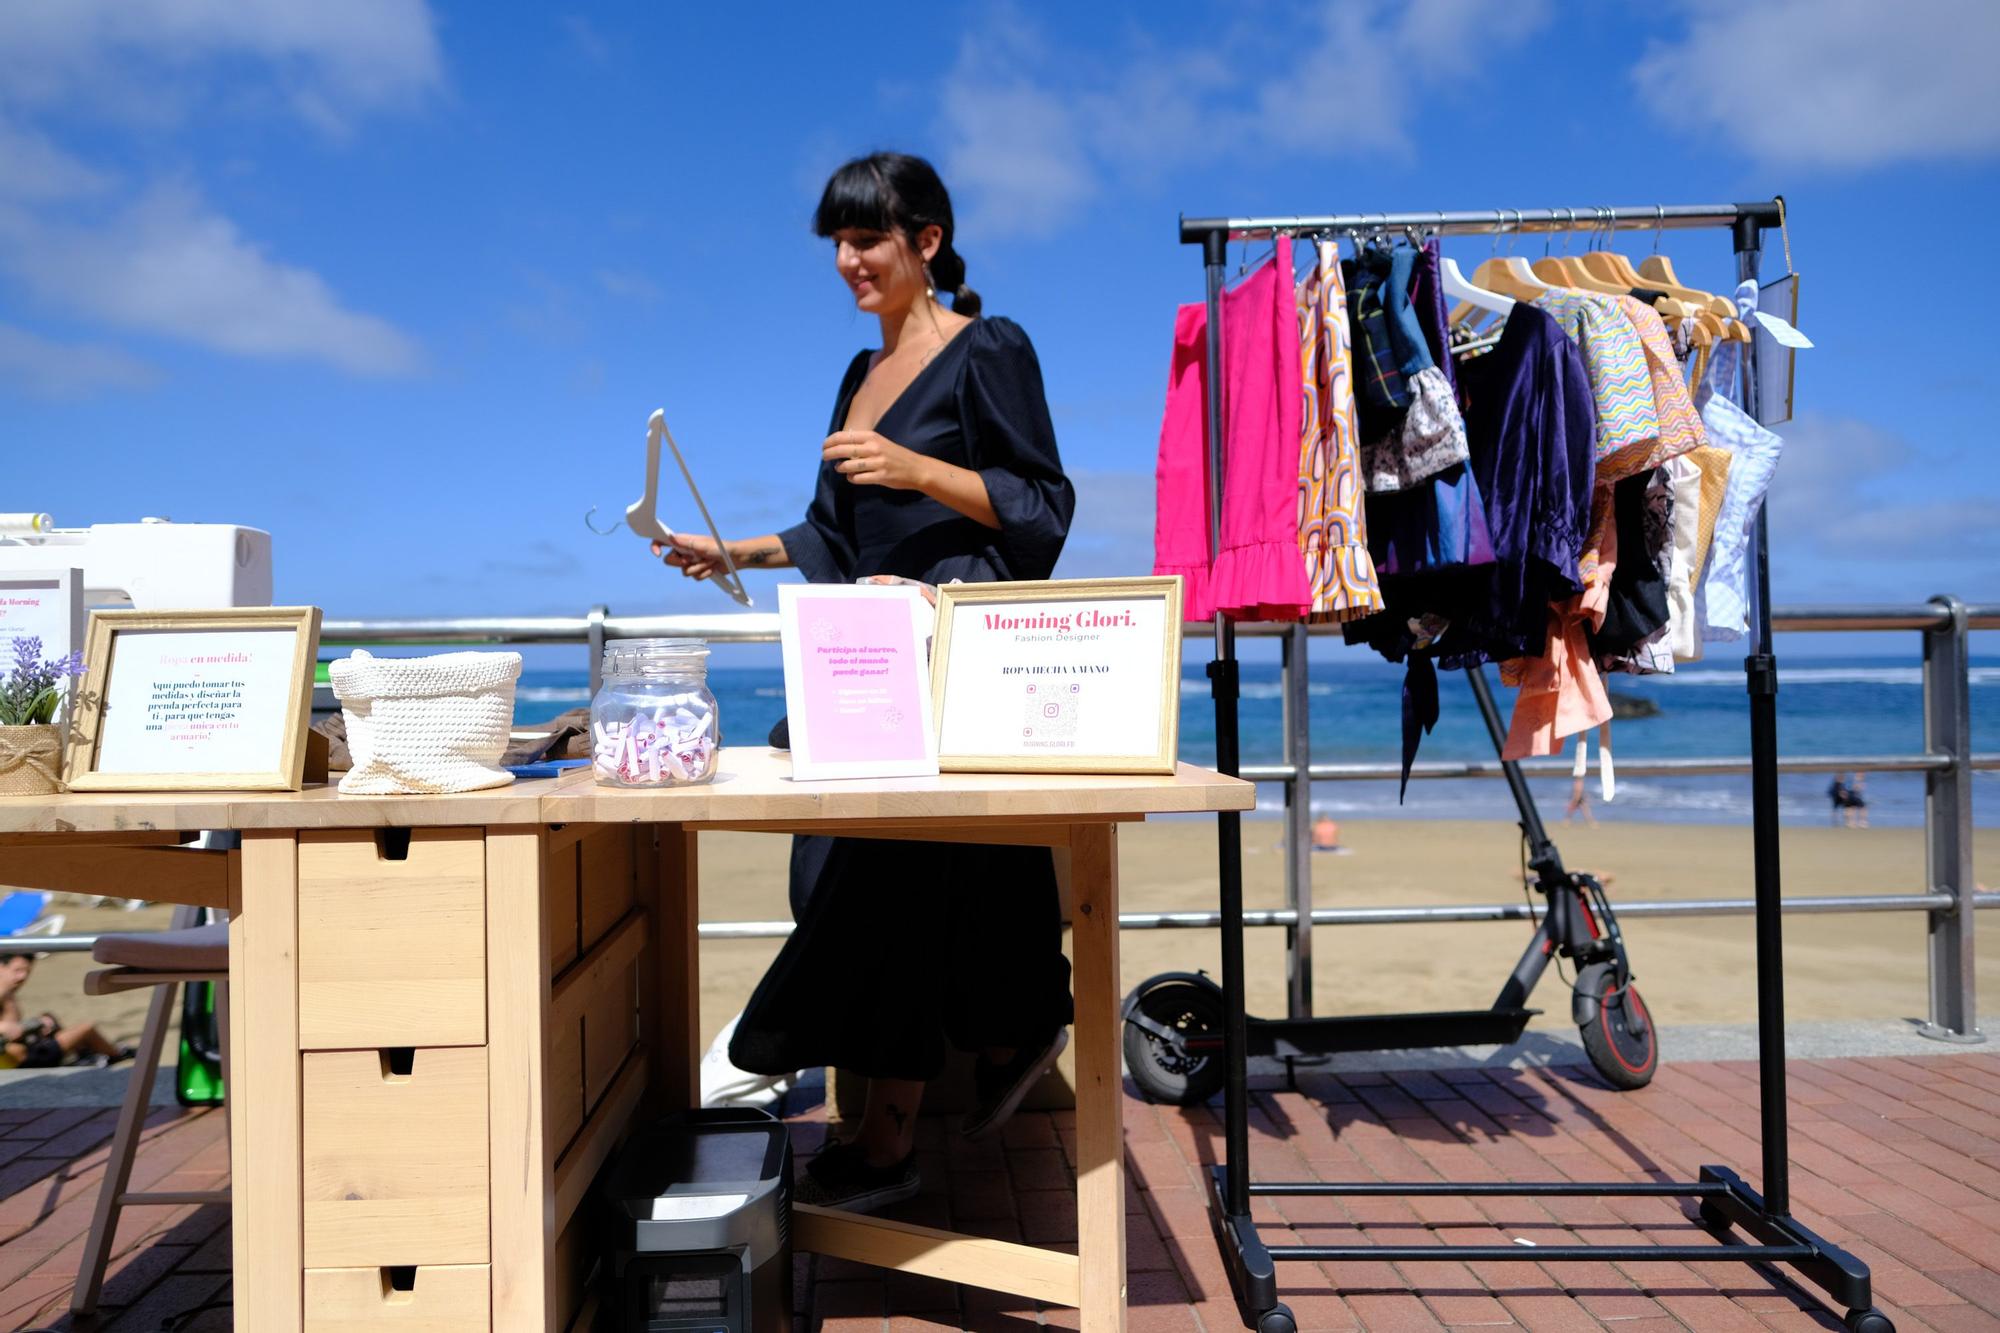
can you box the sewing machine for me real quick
[0,515,272,609]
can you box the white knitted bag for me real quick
[329,650,523,795]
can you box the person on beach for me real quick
[1565,734,1597,826]
[1844,772,1869,828]
[656,153,1075,1213]
[1311,814,1343,851]
[0,953,131,1069]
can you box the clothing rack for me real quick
[1182,200,1893,1333]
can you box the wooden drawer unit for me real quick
[298,828,487,1049]
[303,1047,491,1268]
[304,1264,491,1330]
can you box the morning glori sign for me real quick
[931,577,1184,774]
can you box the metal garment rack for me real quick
[1180,201,1893,1333]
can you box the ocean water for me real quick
[514,654,1999,828]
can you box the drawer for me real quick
[305,1264,490,1331]
[303,1047,490,1268]
[298,828,487,1049]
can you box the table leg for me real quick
[486,825,555,1331]
[1070,822,1127,1333]
[639,823,701,1114]
[230,831,302,1333]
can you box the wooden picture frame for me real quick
[931,576,1183,774]
[64,607,322,792]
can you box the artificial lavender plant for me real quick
[0,636,84,726]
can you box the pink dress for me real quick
[1154,237,1312,622]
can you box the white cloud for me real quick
[0,119,111,202]
[0,185,421,375]
[0,323,158,399]
[0,2,435,384]
[0,0,443,135]
[1634,0,2000,170]
[1767,413,2000,571]
[941,0,1549,238]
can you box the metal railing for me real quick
[14,600,1993,1040]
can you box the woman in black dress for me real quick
[658,153,1076,1211]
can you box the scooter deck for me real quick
[1187,1007,1539,1062]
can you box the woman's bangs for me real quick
[813,161,896,237]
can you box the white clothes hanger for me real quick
[1439,254,1514,319]
[587,409,752,608]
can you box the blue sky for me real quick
[4,0,1998,664]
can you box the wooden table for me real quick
[0,749,1252,1332]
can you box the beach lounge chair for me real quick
[0,889,64,942]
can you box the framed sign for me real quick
[0,569,84,673]
[777,583,939,781]
[64,607,322,792]
[931,576,1183,774]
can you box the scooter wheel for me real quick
[1576,962,1658,1090]
[1257,1304,1297,1333]
[1122,977,1226,1106]
[1844,1309,1895,1333]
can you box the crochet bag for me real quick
[328,650,522,795]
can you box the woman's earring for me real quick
[923,263,937,300]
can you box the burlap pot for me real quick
[0,724,62,796]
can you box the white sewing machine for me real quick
[0,514,272,609]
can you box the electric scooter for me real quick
[1121,665,1658,1103]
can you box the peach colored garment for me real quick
[1500,489,1616,757]
[1608,296,1707,479]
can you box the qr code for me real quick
[1021,681,1081,744]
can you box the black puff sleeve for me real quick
[956,318,1075,580]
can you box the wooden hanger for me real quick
[1472,255,1554,303]
[1708,294,1753,342]
[1638,254,1685,288]
[1579,250,1639,287]
[1531,255,1629,296]
[1636,253,1754,342]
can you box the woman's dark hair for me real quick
[814,152,981,317]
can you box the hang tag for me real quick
[1751,310,1811,348]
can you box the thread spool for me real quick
[0,513,53,538]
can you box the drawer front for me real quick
[298,828,487,1049]
[303,1047,490,1267]
[305,1264,490,1331]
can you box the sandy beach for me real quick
[22,818,1996,1060]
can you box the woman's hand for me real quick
[652,533,727,581]
[652,533,792,579]
[824,430,933,491]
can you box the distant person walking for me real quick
[1828,775,1850,826]
[1565,734,1597,826]
[1845,772,1869,828]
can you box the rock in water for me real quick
[1607,690,1659,720]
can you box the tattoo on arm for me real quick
[887,1104,908,1137]
[738,543,780,567]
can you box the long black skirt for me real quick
[727,834,1075,1082]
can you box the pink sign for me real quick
[778,584,939,780]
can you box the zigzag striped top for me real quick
[1532,290,1658,475]
[1611,295,1708,480]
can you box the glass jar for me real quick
[589,638,720,787]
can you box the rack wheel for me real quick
[1696,1198,1730,1233]
[1575,962,1658,1090]
[1844,1309,1894,1332]
[1122,976,1226,1106]
[1257,1304,1297,1333]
